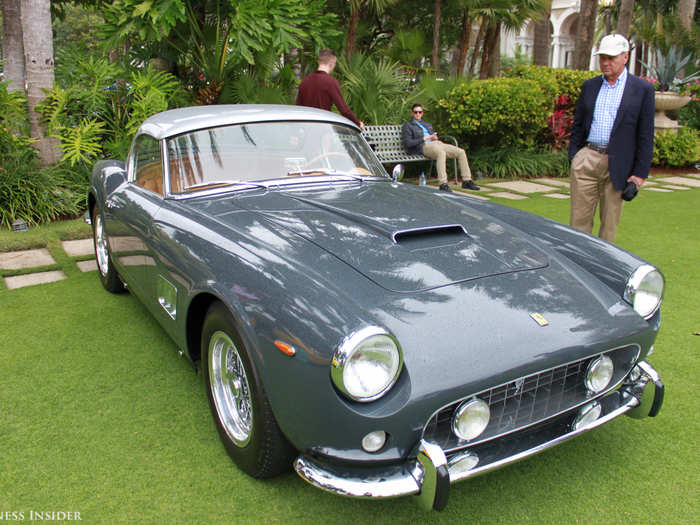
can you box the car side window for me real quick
[132,135,164,196]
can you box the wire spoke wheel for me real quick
[208,330,253,446]
[94,212,109,277]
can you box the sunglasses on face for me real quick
[413,110,423,114]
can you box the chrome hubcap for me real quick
[209,331,253,446]
[94,213,109,276]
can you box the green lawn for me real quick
[1,182,698,524]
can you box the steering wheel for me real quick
[304,151,354,169]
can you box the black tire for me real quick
[202,302,294,478]
[91,206,124,293]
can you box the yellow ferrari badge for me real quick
[530,313,549,326]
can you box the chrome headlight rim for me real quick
[624,264,664,319]
[584,355,614,394]
[452,397,491,441]
[331,326,403,403]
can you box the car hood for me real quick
[216,181,549,292]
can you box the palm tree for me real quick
[677,0,696,32]
[20,0,57,164]
[617,0,635,38]
[478,0,548,79]
[432,0,442,70]
[1,0,25,93]
[573,0,597,70]
[532,1,552,66]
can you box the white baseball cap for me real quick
[594,34,630,56]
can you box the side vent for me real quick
[392,224,467,245]
[157,275,178,320]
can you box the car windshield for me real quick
[166,121,387,194]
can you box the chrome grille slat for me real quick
[422,345,640,453]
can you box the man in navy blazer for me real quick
[568,34,655,243]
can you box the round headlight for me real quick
[453,398,490,441]
[585,355,614,393]
[331,327,402,402]
[624,265,664,319]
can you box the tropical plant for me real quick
[337,53,415,125]
[411,74,464,130]
[39,62,188,167]
[641,46,700,92]
[346,0,398,59]
[548,95,575,151]
[98,0,340,104]
[0,127,84,228]
[0,82,29,135]
[383,29,431,70]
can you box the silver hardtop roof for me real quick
[137,104,359,140]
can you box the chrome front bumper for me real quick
[294,361,663,511]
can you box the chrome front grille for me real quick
[422,345,639,453]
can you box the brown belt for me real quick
[586,142,608,154]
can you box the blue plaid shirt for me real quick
[587,68,628,146]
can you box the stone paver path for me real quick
[0,248,56,270]
[533,178,570,189]
[488,191,529,200]
[658,176,700,187]
[544,193,570,199]
[660,184,691,190]
[645,187,673,192]
[76,260,98,273]
[4,270,67,290]
[61,239,94,256]
[484,181,556,193]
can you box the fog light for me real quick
[573,402,602,430]
[585,355,614,393]
[362,430,386,452]
[453,398,490,441]
[448,452,479,478]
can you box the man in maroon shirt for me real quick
[296,49,364,129]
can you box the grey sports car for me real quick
[89,105,664,510]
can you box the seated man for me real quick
[401,104,479,192]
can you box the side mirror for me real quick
[104,165,127,195]
[392,164,404,182]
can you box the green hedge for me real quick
[504,65,597,108]
[440,78,551,149]
[652,128,700,167]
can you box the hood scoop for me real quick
[392,224,467,246]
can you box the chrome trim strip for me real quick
[637,360,660,382]
[294,456,421,499]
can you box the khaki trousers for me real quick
[569,147,624,243]
[423,141,472,185]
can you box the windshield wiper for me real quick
[183,180,267,192]
[285,169,365,182]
